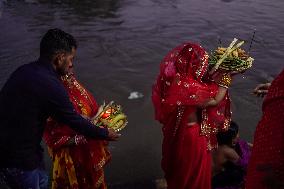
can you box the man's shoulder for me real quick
[18,61,56,77]
[3,62,35,84]
[10,61,61,88]
[11,61,39,76]
[13,61,33,71]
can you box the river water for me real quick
[0,0,283,185]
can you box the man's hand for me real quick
[107,128,121,141]
[253,83,271,97]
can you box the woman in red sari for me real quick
[245,69,284,189]
[43,73,111,189]
[152,43,232,189]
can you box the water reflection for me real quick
[220,0,235,3]
[15,0,121,19]
[54,0,120,18]
[0,0,6,18]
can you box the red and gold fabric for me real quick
[44,74,111,189]
[245,69,284,189]
[152,43,231,189]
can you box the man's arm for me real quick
[44,78,119,140]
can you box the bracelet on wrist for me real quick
[217,74,232,88]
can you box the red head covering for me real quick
[152,43,210,121]
[152,42,231,150]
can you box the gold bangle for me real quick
[217,74,232,88]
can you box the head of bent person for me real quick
[217,121,239,147]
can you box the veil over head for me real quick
[152,42,231,150]
[152,43,212,122]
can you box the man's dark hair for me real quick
[217,121,239,146]
[40,28,77,60]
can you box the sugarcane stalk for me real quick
[210,39,244,74]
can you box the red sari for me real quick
[152,43,231,189]
[43,74,111,189]
[245,69,284,189]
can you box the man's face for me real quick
[55,47,76,75]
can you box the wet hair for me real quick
[217,121,239,146]
[40,28,77,60]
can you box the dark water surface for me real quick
[0,0,284,184]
